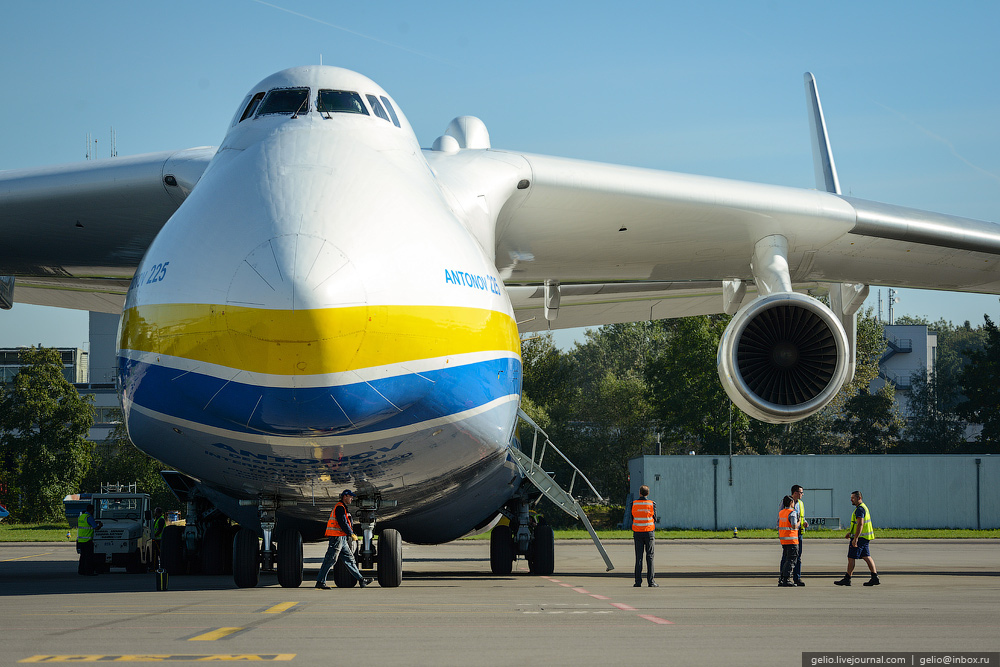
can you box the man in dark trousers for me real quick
[631,485,657,587]
[151,507,165,571]
[315,489,372,589]
[778,495,800,587]
[77,503,102,576]
[790,484,808,585]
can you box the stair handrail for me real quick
[517,409,603,503]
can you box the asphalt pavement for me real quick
[1,538,998,666]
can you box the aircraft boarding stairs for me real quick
[512,409,615,571]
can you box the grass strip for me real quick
[4,523,997,543]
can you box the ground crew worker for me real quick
[631,484,657,587]
[315,490,372,589]
[778,495,799,587]
[835,490,880,586]
[152,507,165,570]
[790,484,808,585]
[77,503,102,576]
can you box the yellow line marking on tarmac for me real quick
[264,602,298,614]
[1,552,53,562]
[189,627,244,641]
[19,655,295,662]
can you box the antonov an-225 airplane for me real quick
[2,67,1000,588]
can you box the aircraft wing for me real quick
[484,150,1000,329]
[0,147,216,312]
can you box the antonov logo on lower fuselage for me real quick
[444,269,502,295]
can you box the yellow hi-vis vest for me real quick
[631,499,655,532]
[849,501,875,540]
[796,499,805,531]
[778,508,798,545]
[153,516,166,540]
[77,512,94,543]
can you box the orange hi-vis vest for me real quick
[324,501,353,537]
[778,508,799,545]
[631,498,655,532]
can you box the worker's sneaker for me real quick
[794,580,806,587]
[648,581,659,587]
[863,575,881,586]
[359,577,373,588]
[834,576,851,586]
[778,580,795,587]
[315,582,331,590]
[633,582,641,587]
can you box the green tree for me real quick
[80,418,177,511]
[0,347,94,522]
[901,367,967,453]
[571,369,655,498]
[957,314,1000,452]
[646,315,749,454]
[835,385,904,454]
[520,331,577,422]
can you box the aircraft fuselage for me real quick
[116,67,523,543]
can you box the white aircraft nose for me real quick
[226,233,367,313]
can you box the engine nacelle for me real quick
[717,292,851,424]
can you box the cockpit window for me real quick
[239,92,265,123]
[366,94,391,123]
[317,90,369,115]
[380,96,401,128]
[256,87,310,116]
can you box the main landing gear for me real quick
[343,495,402,588]
[490,493,555,576]
[232,496,305,588]
[228,493,403,589]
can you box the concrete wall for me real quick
[88,312,120,385]
[628,455,998,530]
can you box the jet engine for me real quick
[717,292,851,424]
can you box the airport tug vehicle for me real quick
[90,483,155,574]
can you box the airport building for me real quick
[628,453,998,530]
[0,346,88,384]
[870,323,935,417]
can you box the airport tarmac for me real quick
[1,538,998,666]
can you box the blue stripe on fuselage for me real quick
[118,356,522,437]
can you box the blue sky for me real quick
[1,1,999,350]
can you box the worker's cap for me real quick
[340,489,356,497]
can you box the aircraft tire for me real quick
[232,527,260,588]
[490,524,514,575]
[161,525,185,575]
[200,524,228,575]
[276,527,303,588]
[529,525,555,576]
[333,557,358,588]
[377,529,403,588]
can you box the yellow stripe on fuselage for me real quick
[119,303,520,376]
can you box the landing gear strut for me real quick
[490,491,554,576]
[353,495,402,588]
[232,496,303,588]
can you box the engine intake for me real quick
[717,292,850,423]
